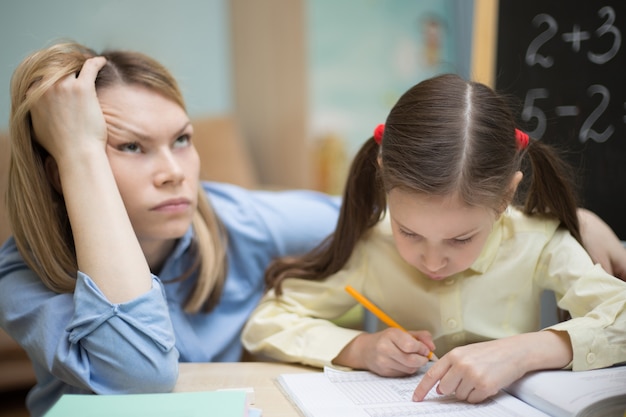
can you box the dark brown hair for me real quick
[266,74,580,294]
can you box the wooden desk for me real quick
[174,362,320,416]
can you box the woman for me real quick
[0,42,339,416]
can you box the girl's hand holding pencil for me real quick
[341,285,439,370]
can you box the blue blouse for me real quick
[0,182,340,417]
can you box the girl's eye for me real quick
[118,142,141,153]
[399,229,419,239]
[452,237,473,245]
[173,134,191,148]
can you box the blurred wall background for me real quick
[0,0,232,127]
[0,0,475,189]
[307,0,473,192]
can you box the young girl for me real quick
[242,74,626,404]
[0,42,340,417]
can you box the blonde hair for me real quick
[8,42,227,313]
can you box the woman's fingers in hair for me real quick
[74,56,107,81]
[30,56,108,158]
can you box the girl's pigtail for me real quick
[523,139,581,244]
[266,137,385,295]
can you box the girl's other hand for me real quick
[333,328,435,377]
[412,331,571,403]
[412,338,526,403]
[30,56,108,161]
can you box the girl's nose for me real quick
[421,247,446,273]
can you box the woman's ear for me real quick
[44,156,63,195]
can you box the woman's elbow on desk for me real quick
[90,352,179,394]
[130,355,179,393]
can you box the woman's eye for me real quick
[118,142,141,153]
[173,134,191,148]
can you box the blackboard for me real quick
[495,0,626,240]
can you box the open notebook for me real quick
[277,365,626,417]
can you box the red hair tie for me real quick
[515,128,529,150]
[373,124,385,145]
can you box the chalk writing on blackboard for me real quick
[496,0,626,239]
[520,6,621,142]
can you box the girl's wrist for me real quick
[523,330,573,372]
[332,332,367,369]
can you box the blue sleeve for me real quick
[250,189,341,257]
[65,273,178,392]
[205,182,341,258]
[0,240,178,395]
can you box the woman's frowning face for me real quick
[98,84,200,246]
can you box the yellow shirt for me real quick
[242,207,626,371]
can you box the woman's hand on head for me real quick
[30,56,108,162]
[332,328,435,377]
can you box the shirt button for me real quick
[586,352,596,364]
[445,279,455,286]
[447,319,457,329]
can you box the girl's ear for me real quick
[44,156,63,195]
[497,171,524,216]
[510,171,523,194]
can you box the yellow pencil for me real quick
[345,285,436,361]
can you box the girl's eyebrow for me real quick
[451,228,480,239]
[394,217,481,240]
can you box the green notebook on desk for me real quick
[44,390,248,417]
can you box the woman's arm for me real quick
[250,188,341,256]
[578,208,626,280]
[5,57,178,397]
[30,57,151,302]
